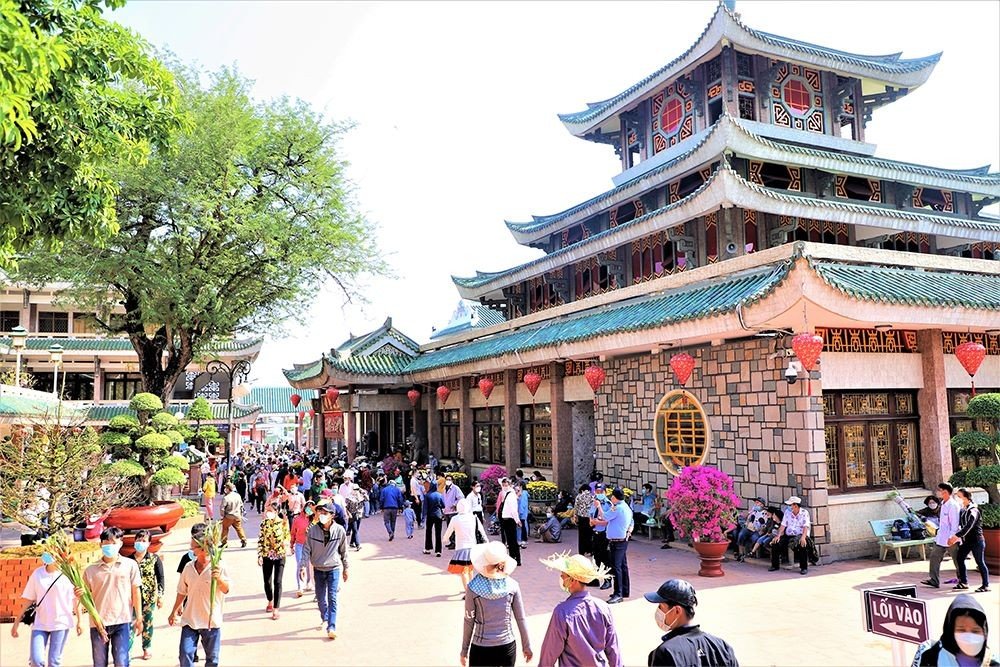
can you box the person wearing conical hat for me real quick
[538,552,621,667]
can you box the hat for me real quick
[457,498,470,514]
[754,496,766,504]
[471,542,517,579]
[785,495,802,505]
[644,579,698,609]
[594,482,606,491]
[540,551,611,585]
[315,498,333,511]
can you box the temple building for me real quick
[285,1,1000,560]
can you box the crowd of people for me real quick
[9,443,997,667]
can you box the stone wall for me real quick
[594,337,831,546]
[571,401,596,489]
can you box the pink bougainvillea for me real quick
[478,464,508,507]
[666,466,740,543]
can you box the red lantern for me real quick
[308,408,315,418]
[324,387,340,404]
[956,340,987,395]
[436,385,451,405]
[298,410,305,422]
[669,353,695,386]
[584,364,606,393]
[478,377,495,402]
[407,389,421,407]
[290,393,302,408]
[792,332,824,395]
[523,372,542,397]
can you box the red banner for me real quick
[324,412,344,439]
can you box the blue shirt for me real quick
[605,501,633,540]
[518,489,529,519]
[379,484,404,510]
[591,497,611,533]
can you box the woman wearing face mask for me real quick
[11,547,81,667]
[290,501,315,597]
[917,495,942,529]
[128,529,164,660]
[258,506,291,620]
[951,488,990,593]
[912,594,999,666]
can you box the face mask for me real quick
[928,502,938,510]
[596,494,606,501]
[41,553,56,566]
[655,608,673,632]
[101,544,121,558]
[290,487,298,494]
[546,512,553,518]
[318,514,332,525]
[187,549,196,561]
[265,512,276,520]
[445,482,452,487]
[955,632,986,656]
[133,541,150,553]
[559,577,572,593]
[305,508,314,516]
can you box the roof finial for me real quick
[722,0,736,12]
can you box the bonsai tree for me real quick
[101,392,188,503]
[950,392,1000,529]
[667,466,740,543]
[0,423,139,535]
[187,397,213,439]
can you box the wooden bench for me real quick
[869,519,935,564]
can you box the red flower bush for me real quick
[666,466,740,543]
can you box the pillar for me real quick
[428,395,442,464]
[503,370,521,476]
[458,379,474,470]
[549,362,574,491]
[917,329,953,485]
[346,411,357,460]
[92,358,103,401]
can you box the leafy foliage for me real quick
[150,466,187,488]
[950,431,1000,458]
[0,0,184,266]
[187,397,213,423]
[161,454,190,470]
[13,64,383,403]
[108,459,145,478]
[967,393,1000,422]
[130,392,163,414]
[108,414,140,431]
[151,412,179,431]
[980,503,1000,530]
[178,498,201,518]
[667,466,741,542]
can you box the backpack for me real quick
[891,519,911,541]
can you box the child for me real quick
[403,500,416,539]
[748,507,783,560]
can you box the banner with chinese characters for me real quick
[324,412,344,440]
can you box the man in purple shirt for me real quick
[538,553,622,667]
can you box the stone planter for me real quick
[985,527,1000,571]
[692,540,729,577]
[0,548,102,622]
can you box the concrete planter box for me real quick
[0,548,102,623]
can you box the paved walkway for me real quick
[4,511,997,666]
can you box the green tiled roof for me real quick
[87,401,259,423]
[812,262,1000,309]
[335,317,420,357]
[329,354,412,376]
[0,393,86,419]
[559,3,939,127]
[283,358,325,382]
[246,387,300,415]
[0,336,262,353]
[415,264,789,372]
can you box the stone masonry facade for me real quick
[594,337,831,546]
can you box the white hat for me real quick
[540,551,611,585]
[785,495,802,505]
[471,542,517,579]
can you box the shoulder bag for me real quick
[20,572,63,626]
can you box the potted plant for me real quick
[526,480,559,503]
[478,464,507,513]
[667,465,740,577]
[101,393,188,533]
[949,392,1000,569]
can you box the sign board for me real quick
[863,589,929,645]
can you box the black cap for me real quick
[594,482,606,490]
[644,579,698,609]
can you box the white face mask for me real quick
[265,512,276,520]
[318,514,332,525]
[954,632,986,656]
[655,608,673,632]
[559,577,572,593]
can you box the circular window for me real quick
[653,389,712,475]
[661,97,684,134]
[782,79,811,115]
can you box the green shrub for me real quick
[108,415,140,431]
[967,393,1000,422]
[100,431,131,448]
[950,431,999,458]
[163,429,184,445]
[109,459,147,478]
[187,397,213,422]
[151,412,179,430]
[178,498,201,518]
[162,454,191,470]
[129,392,163,413]
[150,467,188,487]
[135,433,172,450]
[963,465,1000,491]
[980,503,1000,529]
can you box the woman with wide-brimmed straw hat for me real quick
[538,552,622,667]
[460,542,533,667]
[443,499,487,590]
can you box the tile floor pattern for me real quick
[4,513,997,666]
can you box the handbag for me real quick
[20,572,63,626]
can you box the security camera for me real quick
[785,360,803,384]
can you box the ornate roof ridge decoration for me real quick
[456,159,1000,300]
[810,260,1000,310]
[507,114,999,245]
[84,400,261,424]
[430,305,506,341]
[332,316,420,359]
[246,386,302,415]
[558,0,940,136]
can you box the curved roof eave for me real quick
[558,3,940,137]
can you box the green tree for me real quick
[0,0,183,265]
[14,65,383,404]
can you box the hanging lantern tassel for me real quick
[436,385,451,405]
[478,377,495,405]
[669,353,695,386]
[407,389,421,407]
[791,332,824,395]
[955,341,987,396]
[523,372,542,405]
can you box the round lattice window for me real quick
[782,79,811,115]
[653,389,712,475]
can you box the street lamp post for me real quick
[48,344,64,397]
[10,326,27,387]
[205,358,252,460]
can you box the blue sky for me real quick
[111,1,1000,386]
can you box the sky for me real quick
[111,0,1000,387]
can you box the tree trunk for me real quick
[128,328,192,407]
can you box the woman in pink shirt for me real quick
[290,501,314,597]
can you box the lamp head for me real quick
[48,343,64,365]
[10,325,27,349]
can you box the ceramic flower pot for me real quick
[692,540,729,577]
[106,501,184,533]
[984,527,1000,571]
